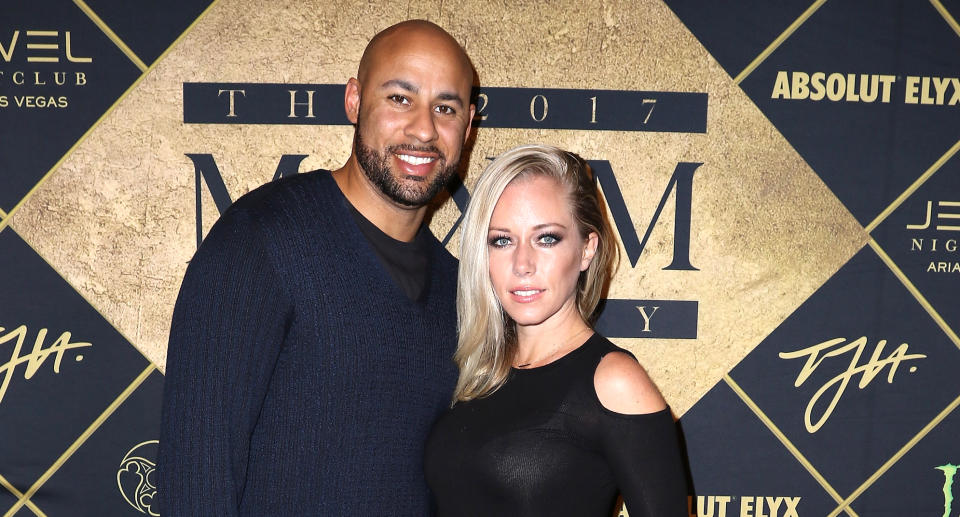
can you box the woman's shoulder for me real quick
[590,334,667,415]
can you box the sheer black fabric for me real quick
[425,334,688,517]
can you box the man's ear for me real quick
[345,78,361,124]
[464,103,476,143]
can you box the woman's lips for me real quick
[510,288,544,302]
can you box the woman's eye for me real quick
[539,234,561,245]
[489,236,510,247]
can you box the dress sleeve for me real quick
[597,405,689,516]
[158,207,292,516]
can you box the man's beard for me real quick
[354,129,460,207]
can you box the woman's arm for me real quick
[594,352,689,517]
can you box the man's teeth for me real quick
[398,154,435,165]
[513,290,540,296]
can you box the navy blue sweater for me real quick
[159,170,459,516]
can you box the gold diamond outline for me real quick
[930,0,960,38]
[0,474,45,517]
[73,0,148,72]
[3,365,156,517]
[1,2,952,514]
[827,392,960,516]
[868,238,960,350]
[0,3,221,506]
[726,236,960,516]
[724,374,858,516]
[0,0,223,234]
[0,221,165,513]
[866,139,960,234]
[817,237,960,514]
[734,0,829,84]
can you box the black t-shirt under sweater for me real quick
[424,333,688,517]
[347,203,430,301]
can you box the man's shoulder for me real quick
[199,170,338,249]
[232,169,334,212]
[222,170,340,226]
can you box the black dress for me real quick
[424,333,688,517]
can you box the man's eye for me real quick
[435,105,455,115]
[389,94,410,105]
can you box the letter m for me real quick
[588,160,702,270]
[186,153,308,248]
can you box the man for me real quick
[158,20,475,516]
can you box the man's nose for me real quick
[405,105,439,143]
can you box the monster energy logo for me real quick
[939,464,958,517]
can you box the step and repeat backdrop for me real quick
[1,0,958,515]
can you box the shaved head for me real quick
[335,19,476,238]
[358,20,474,86]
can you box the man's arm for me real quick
[158,208,291,516]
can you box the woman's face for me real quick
[487,175,598,330]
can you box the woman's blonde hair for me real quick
[452,144,619,402]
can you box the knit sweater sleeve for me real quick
[158,206,292,516]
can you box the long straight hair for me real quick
[452,144,618,402]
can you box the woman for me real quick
[425,145,687,516]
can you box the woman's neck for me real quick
[513,310,593,368]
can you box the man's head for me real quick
[345,20,476,208]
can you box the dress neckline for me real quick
[511,332,600,374]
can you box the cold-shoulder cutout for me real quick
[594,351,667,415]
[426,333,689,516]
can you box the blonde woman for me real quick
[425,145,687,516]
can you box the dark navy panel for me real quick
[0,228,151,492]
[730,246,960,497]
[594,299,697,339]
[0,2,142,211]
[471,87,707,132]
[679,381,839,516]
[853,403,960,516]
[11,507,38,517]
[0,490,15,515]
[738,0,960,226]
[183,83,709,132]
[183,83,349,124]
[872,151,960,337]
[32,371,163,517]
[661,0,813,80]
[82,0,215,67]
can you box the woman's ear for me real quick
[581,232,599,271]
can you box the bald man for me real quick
[159,20,475,516]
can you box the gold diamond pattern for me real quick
[2,0,958,514]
